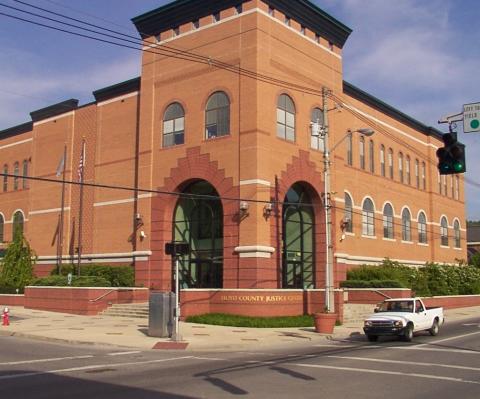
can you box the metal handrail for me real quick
[89,289,117,303]
[374,290,392,299]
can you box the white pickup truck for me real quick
[363,298,444,342]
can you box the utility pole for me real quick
[322,87,335,313]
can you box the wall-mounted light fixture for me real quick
[263,202,274,218]
[239,201,249,219]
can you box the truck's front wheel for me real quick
[402,324,413,342]
[429,320,439,336]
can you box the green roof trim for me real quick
[132,0,352,47]
[343,81,444,139]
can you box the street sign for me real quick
[463,102,480,133]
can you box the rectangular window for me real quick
[369,140,374,173]
[388,150,393,179]
[422,162,426,190]
[415,160,419,189]
[438,172,441,194]
[347,133,353,166]
[380,147,385,177]
[451,176,454,198]
[443,175,447,196]
[300,26,306,35]
[359,138,365,170]
[455,176,459,200]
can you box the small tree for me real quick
[0,231,36,289]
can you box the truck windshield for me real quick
[377,300,413,313]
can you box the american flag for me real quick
[78,141,85,182]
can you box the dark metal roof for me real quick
[0,121,33,140]
[132,0,352,48]
[30,99,78,123]
[343,81,445,140]
[467,226,480,243]
[93,77,141,103]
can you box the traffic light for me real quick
[436,131,466,175]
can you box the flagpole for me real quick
[57,144,67,274]
[77,139,85,277]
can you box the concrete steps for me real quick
[342,303,377,325]
[101,302,149,319]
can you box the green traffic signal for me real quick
[436,131,466,175]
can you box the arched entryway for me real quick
[282,183,315,289]
[173,180,223,288]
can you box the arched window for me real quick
[205,91,230,138]
[453,220,461,248]
[415,159,419,189]
[163,102,185,147]
[362,198,375,236]
[401,208,411,241]
[380,145,385,177]
[418,212,427,244]
[359,136,365,169]
[422,162,426,190]
[406,156,411,185]
[383,203,394,239]
[13,162,19,191]
[22,159,29,189]
[347,132,353,166]
[388,148,393,179]
[174,181,223,288]
[310,108,324,151]
[0,214,4,243]
[440,217,448,246]
[344,193,353,233]
[277,94,295,141]
[282,183,315,289]
[369,140,374,173]
[12,211,24,240]
[398,152,403,183]
[2,164,7,192]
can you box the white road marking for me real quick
[313,344,358,348]
[0,355,94,366]
[191,356,224,361]
[420,331,480,345]
[328,356,480,372]
[388,346,480,354]
[0,356,194,381]
[462,323,479,327]
[107,351,141,356]
[289,363,480,385]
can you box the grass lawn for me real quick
[185,313,315,328]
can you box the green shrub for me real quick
[0,232,36,289]
[186,313,314,328]
[32,275,111,287]
[340,280,405,288]
[345,259,480,297]
[0,286,24,294]
[51,264,134,287]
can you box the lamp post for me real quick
[311,88,374,313]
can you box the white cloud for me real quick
[0,47,140,129]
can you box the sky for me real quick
[0,0,479,220]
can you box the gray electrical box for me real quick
[148,291,175,338]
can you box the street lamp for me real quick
[311,119,374,313]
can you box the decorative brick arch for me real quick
[271,150,330,289]
[141,147,238,290]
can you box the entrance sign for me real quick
[463,102,480,133]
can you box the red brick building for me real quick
[0,0,467,315]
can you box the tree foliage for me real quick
[0,232,36,289]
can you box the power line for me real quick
[1,2,479,194]
[0,172,464,241]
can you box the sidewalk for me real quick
[1,306,479,351]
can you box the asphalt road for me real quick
[1,317,479,399]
